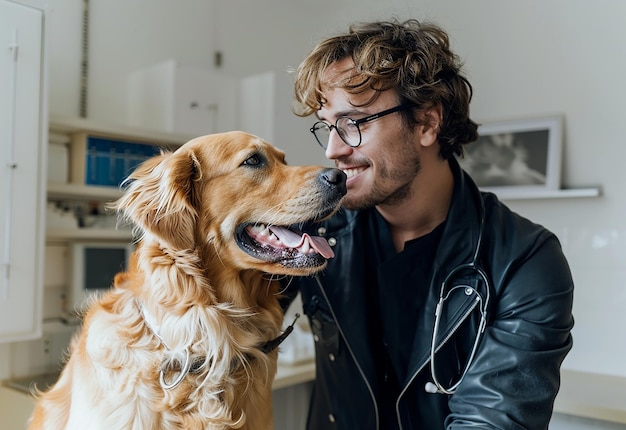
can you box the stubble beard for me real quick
[341,149,422,211]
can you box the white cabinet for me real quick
[0,0,47,342]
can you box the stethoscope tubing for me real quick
[428,188,491,395]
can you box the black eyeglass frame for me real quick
[310,104,411,149]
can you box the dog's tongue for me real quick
[269,226,335,259]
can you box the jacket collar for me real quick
[433,157,485,276]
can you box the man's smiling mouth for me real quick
[342,166,367,179]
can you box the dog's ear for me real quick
[112,149,201,250]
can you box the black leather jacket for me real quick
[284,159,574,429]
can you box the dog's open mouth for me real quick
[236,223,334,267]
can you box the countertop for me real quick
[3,359,316,395]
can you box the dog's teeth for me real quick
[300,238,310,254]
[250,224,271,236]
[269,230,281,242]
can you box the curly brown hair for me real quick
[293,19,478,159]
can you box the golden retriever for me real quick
[28,131,346,430]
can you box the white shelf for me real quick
[47,182,123,201]
[46,118,189,243]
[46,228,133,242]
[47,184,130,241]
[492,187,601,201]
[49,115,194,147]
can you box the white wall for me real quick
[77,0,626,377]
[5,0,625,428]
[50,0,331,167]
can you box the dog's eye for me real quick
[242,153,265,167]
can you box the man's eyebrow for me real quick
[316,108,365,121]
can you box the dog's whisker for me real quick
[211,241,227,269]
[276,276,294,296]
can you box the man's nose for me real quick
[325,130,352,160]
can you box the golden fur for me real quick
[28,131,345,430]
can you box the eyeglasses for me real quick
[310,104,410,149]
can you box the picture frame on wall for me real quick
[457,115,563,196]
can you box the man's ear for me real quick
[112,149,201,250]
[418,104,443,148]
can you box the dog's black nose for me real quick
[319,168,347,197]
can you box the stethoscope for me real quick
[425,197,492,396]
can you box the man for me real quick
[283,19,574,429]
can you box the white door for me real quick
[0,0,46,341]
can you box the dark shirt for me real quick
[365,209,445,429]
